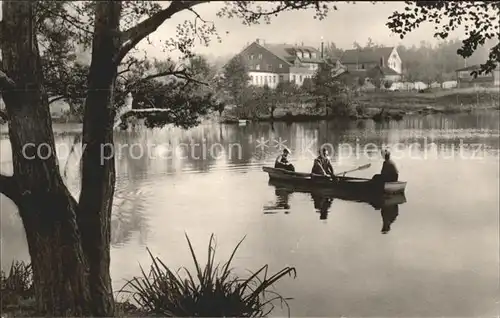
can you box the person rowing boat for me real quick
[311,147,336,180]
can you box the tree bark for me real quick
[77,2,122,316]
[1,1,92,315]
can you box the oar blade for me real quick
[359,163,371,170]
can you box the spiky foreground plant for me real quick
[122,233,297,317]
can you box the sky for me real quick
[0,1,470,63]
[136,1,468,61]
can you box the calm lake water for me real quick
[1,112,499,317]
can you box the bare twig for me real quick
[42,7,93,35]
[117,58,141,76]
[114,1,208,65]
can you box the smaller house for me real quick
[339,46,403,82]
[456,64,500,88]
[335,65,399,89]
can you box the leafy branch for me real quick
[387,1,500,76]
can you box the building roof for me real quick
[380,66,401,76]
[337,65,401,78]
[340,47,395,64]
[255,40,325,65]
[455,65,481,72]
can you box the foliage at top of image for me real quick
[121,233,297,317]
[387,1,500,76]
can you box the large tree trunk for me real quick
[1,1,92,315]
[77,2,123,316]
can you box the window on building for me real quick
[292,75,296,82]
[250,54,254,60]
[279,64,283,68]
[258,54,262,59]
[311,52,317,59]
[361,64,365,69]
[299,75,303,82]
[250,75,253,83]
[256,64,260,70]
[267,65,272,71]
[279,75,284,82]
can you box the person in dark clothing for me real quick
[274,148,295,171]
[311,148,335,179]
[372,150,399,183]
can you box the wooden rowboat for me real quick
[262,166,407,195]
[267,179,407,209]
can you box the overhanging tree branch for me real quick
[122,65,209,97]
[0,70,16,90]
[140,68,208,86]
[48,95,66,105]
[114,0,208,65]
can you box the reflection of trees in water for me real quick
[105,114,500,179]
[263,188,292,214]
[0,198,30,268]
[111,186,149,247]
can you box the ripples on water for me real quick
[1,112,499,317]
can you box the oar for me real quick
[336,163,371,177]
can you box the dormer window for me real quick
[250,54,254,60]
[258,54,262,59]
[304,52,310,59]
[311,52,317,59]
[296,51,303,58]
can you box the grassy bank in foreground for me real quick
[221,88,500,123]
[1,234,296,317]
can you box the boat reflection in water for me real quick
[310,193,333,220]
[371,201,400,234]
[265,179,406,233]
[263,187,292,214]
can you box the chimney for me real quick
[301,41,304,46]
[256,38,260,44]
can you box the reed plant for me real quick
[121,233,297,317]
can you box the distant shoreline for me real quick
[1,88,498,133]
[221,88,500,123]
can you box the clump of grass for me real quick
[1,261,34,309]
[121,233,297,317]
